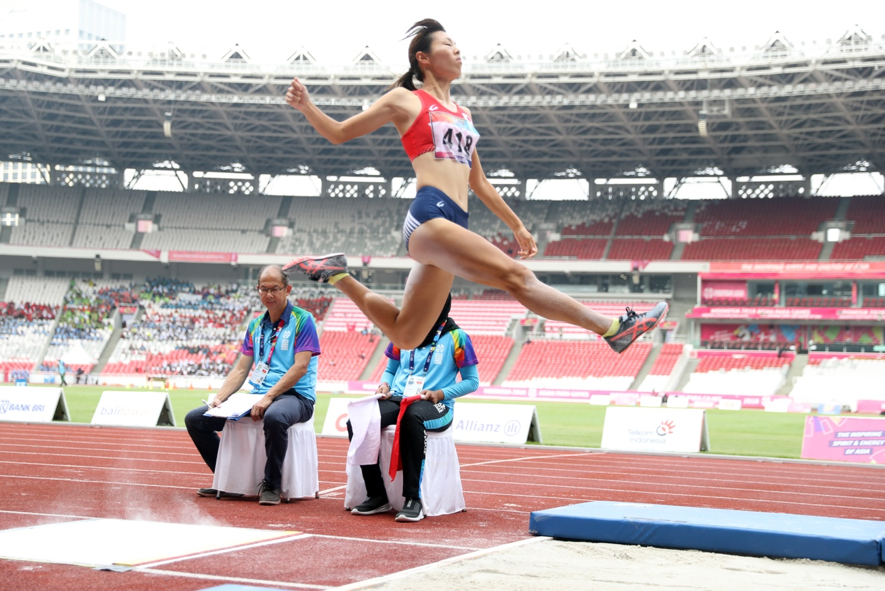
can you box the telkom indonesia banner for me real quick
[801,416,885,463]
[687,307,885,321]
[167,251,238,263]
[601,407,709,453]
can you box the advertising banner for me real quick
[321,397,356,436]
[801,416,885,463]
[167,251,237,264]
[601,407,709,453]
[706,261,885,279]
[687,306,885,322]
[90,391,176,427]
[322,397,541,444]
[701,280,748,300]
[340,382,777,410]
[701,323,804,344]
[451,403,541,444]
[0,387,69,423]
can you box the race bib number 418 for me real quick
[430,111,479,166]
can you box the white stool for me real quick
[213,417,319,501]
[345,425,465,516]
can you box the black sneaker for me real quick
[604,302,669,354]
[351,496,392,515]
[257,480,281,505]
[197,488,243,498]
[283,253,349,283]
[395,498,424,523]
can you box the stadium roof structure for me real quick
[1,30,884,183]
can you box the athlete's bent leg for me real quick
[408,219,615,335]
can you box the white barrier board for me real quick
[452,403,541,444]
[322,398,541,444]
[601,407,709,453]
[91,391,176,427]
[0,387,69,422]
[322,397,357,436]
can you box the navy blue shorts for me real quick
[402,186,469,253]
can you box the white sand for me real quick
[365,538,885,590]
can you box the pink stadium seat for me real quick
[317,332,378,382]
[693,197,838,236]
[844,196,885,234]
[607,239,673,261]
[543,238,608,259]
[506,341,652,382]
[648,343,684,376]
[830,237,885,261]
[560,220,614,236]
[695,355,789,373]
[682,238,822,261]
[615,210,685,236]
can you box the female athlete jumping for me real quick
[284,19,667,353]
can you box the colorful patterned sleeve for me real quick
[293,311,321,356]
[451,329,478,368]
[385,342,401,361]
[241,320,256,356]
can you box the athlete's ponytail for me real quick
[390,19,446,91]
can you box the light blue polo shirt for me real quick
[384,329,478,411]
[241,302,321,400]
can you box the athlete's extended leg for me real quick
[408,219,667,352]
[410,219,612,332]
[285,220,665,352]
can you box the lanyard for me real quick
[258,319,285,365]
[408,322,446,375]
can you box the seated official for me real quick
[347,294,478,522]
[185,265,320,505]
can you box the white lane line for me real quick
[134,567,328,590]
[309,533,479,552]
[0,473,348,492]
[460,487,885,513]
[459,475,885,503]
[0,509,91,520]
[459,451,587,468]
[330,536,549,590]
[136,533,312,568]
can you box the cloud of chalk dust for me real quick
[118,481,229,528]
[76,455,232,528]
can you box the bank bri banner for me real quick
[801,416,885,463]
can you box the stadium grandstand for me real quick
[0,26,883,401]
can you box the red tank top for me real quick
[400,90,480,167]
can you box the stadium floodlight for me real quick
[698,113,708,138]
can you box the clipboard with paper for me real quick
[203,393,259,420]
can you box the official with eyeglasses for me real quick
[185,265,321,505]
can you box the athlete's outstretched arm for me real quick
[468,149,538,259]
[285,78,412,144]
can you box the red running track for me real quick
[0,422,884,590]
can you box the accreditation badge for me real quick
[248,361,270,386]
[403,375,425,397]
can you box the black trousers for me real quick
[347,397,451,500]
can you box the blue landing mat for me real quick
[529,501,885,566]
